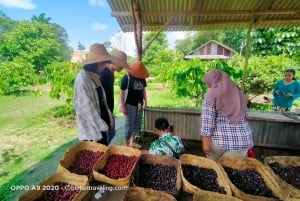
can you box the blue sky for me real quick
[0,0,128,49]
[0,0,188,56]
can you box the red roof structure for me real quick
[184,40,239,60]
[71,50,88,63]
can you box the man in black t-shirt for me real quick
[120,61,149,149]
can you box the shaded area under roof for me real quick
[108,0,300,32]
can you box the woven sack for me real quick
[19,172,88,201]
[58,141,108,181]
[219,156,290,201]
[180,154,232,195]
[123,187,177,201]
[193,190,243,201]
[93,145,141,187]
[285,198,300,201]
[132,154,182,196]
[264,156,300,198]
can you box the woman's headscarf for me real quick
[203,69,248,124]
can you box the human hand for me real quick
[122,105,127,115]
[202,142,210,156]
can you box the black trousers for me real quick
[83,132,108,146]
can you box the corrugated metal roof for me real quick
[108,0,300,32]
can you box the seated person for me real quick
[143,118,184,158]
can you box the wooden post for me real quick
[130,0,143,61]
[241,21,254,94]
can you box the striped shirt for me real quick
[73,69,109,141]
[201,100,253,150]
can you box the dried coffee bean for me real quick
[223,166,277,198]
[137,163,177,192]
[182,164,226,194]
[269,162,300,189]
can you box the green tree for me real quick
[174,32,196,55]
[142,32,169,67]
[229,55,297,96]
[192,30,224,50]
[251,27,300,57]
[31,13,71,61]
[0,58,38,95]
[0,11,17,37]
[0,20,61,72]
[173,61,208,107]
[157,58,239,107]
[45,61,81,113]
[31,13,51,23]
[52,22,72,61]
[223,29,246,54]
[77,41,85,50]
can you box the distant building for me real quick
[71,50,88,63]
[184,40,238,60]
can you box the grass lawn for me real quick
[0,87,78,201]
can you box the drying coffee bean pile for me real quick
[269,162,300,189]
[182,164,226,194]
[137,163,177,192]
[223,166,276,198]
[100,154,137,179]
[69,150,104,176]
[35,182,79,201]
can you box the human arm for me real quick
[120,75,129,115]
[290,81,300,100]
[200,99,217,156]
[141,150,149,154]
[202,136,211,156]
[143,87,147,108]
[120,89,127,115]
[273,81,281,96]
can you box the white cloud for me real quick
[89,0,106,7]
[111,32,136,57]
[0,0,35,9]
[91,22,108,31]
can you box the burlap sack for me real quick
[123,187,177,201]
[58,141,107,181]
[180,154,232,195]
[285,198,300,201]
[219,156,290,201]
[264,156,300,198]
[93,145,141,187]
[19,172,89,201]
[193,190,243,201]
[132,154,182,196]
